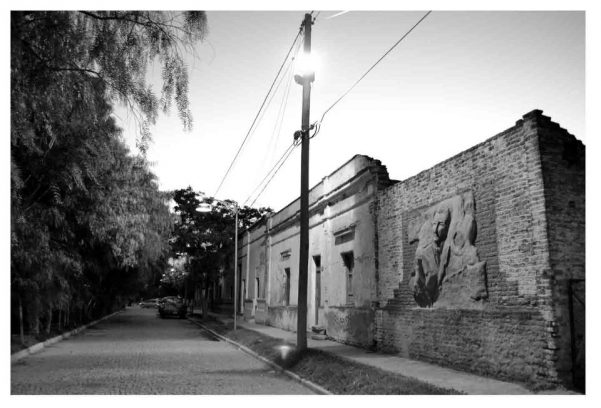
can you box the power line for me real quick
[243,139,299,207]
[244,38,301,167]
[213,27,303,198]
[263,39,301,170]
[316,11,432,128]
[325,11,348,20]
[248,140,300,208]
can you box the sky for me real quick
[116,10,585,212]
[1,1,599,404]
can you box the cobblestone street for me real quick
[11,307,314,394]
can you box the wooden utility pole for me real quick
[233,206,239,330]
[296,13,313,352]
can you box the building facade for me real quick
[230,110,585,391]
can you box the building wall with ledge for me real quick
[237,220,269,317]
[238,155,393,347]
[233,110,584,390]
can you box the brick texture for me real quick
[374,110,585,389]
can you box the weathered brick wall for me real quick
[376,308,548,383]
[375,110,584,389]
[536,112,586,390]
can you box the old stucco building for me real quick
[220,110,585,391]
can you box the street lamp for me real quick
[294,51,318,85]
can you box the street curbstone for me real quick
[187,317,332,395]
[11,309,125,363]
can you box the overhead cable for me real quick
[315,11,432,130]
[248,140,301,208]
[213,27,303,198]
[243,140,299,207]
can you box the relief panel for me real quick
[407,191,487,308]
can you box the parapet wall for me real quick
[375,110,584,389]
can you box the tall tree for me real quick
[11,11,207,340]
[170,187,273,317]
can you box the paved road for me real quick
[11,307,314,394]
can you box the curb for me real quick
[187,317,332,395]
[11,309,124,363]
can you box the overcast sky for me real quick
[116,10,585,211]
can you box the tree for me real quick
[170,187,273,317]
[12,11,207,153]
[11,11,207,341]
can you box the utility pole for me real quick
[295,13,313,352]
[233,205,239,330]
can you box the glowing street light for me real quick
[294,51,319,84]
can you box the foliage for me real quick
[170,187,273,311]
[12,11,207,153]
[11,11,207,338]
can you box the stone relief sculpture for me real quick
[408,192,487,307]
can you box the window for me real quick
[313,255,322,308]
[341,251,354,305]
[255,277,260,300]
[334,225,356,245]
[313,255,322,325]
[284,268,291,306]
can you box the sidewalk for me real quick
[207,312,532,395]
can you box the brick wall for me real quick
[375,110,584,389]
[536,112,586,390]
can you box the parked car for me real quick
[139,298,159,308]
[158,296,187,318]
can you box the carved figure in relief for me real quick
[408,193,487,307]
[409,208,450,307]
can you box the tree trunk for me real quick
[18,296,25,345]
[58,308,62,332]
[28,303,40,338]
[45,308,52,335]
[201,287,209,320]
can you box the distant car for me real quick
[158,296,187,318]
[139,298,159,308]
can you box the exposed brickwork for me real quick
[375,307,548,384]
[535,113,586,390]
[375,110,585,390]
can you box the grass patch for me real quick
[196,317,460,395]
